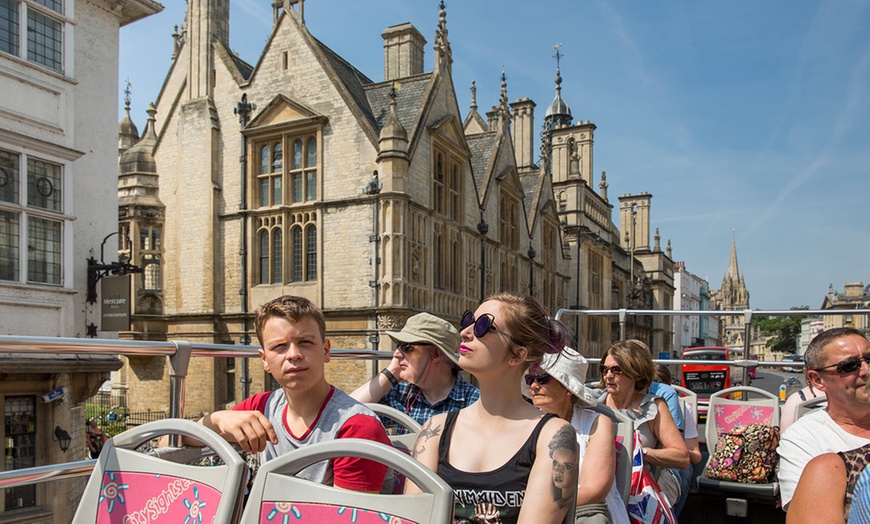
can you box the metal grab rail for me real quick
[1,306,866,499]
[0,335,397,479]
[553,307,869,357]
[0,460,96,490]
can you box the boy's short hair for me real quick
[254,295,327,346]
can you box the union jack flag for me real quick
[626,433,677,524]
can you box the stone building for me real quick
[0,0,161,521]
[673,261,718,354]
[822,282,870,333]
[115,0,674,416]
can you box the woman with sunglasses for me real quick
[407,293,578,524]
[598,340,689,471]
[525,349,630,524]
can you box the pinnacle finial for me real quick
[499,68,508,109]
[470,80,477,110]
[123,78,132,108]
[553,43,563,87]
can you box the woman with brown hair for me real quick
[598,340,689,471]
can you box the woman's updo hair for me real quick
[486,292,573,364]
[599,339,655,392]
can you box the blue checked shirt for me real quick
[380,375,479,434]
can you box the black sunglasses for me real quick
[460,310,520,344]
[815,354,870,374]
[599,364,624,376]
[524,373,553,387]
[396,342,433,355]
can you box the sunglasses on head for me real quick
[524,373,553,387]
[815,354,870,374]
[599,364,624,376]
[460,310,520,344]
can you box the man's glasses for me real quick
[460,310,520,344]
[396,342,433,355]
[524,373,553,387]
[599,364,624,376]
[814,354,870,374]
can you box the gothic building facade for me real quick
[115,0,674,415]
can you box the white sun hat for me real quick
[523,346,597,408]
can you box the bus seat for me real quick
[697,386,781,501]
[794,395,827,421]
[364,403,422,454]
[72,418,247,524]
[671,385,699,426]
[238,438,454,524]
[590,402,633,505]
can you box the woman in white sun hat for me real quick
[525,347,630,524]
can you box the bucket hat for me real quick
[523,347,596,407]
[385,313,460,365]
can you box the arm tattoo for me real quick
[412,422,442,458]
[548,424,579,506]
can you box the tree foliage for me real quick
[752,306,810,354]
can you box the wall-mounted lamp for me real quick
[54,426,71,453]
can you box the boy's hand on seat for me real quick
[200,410,278,453]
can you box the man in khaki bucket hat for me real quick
[351,312,479,433]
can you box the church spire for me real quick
[727,229,740,281]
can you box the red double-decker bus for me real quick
[680,346,738,420]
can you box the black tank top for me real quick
[437,410,558,524]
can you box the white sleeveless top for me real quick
[571,407,630,524]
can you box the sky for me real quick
[118,0,870,311]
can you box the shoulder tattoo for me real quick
[412,421,442,458]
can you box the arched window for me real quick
[434,233,443,290]
[142,255,161,291]
[258,230,269,284]
[452,240,461,292]
[271,228,283,284]
[257,142,283,207]
[434,152,444,214]
[305,225,317,281]
[259,146,269,175]
[272,142,283,172]
[291,226,303,282]
[292,139,303,202]
[306,137,317,201]
[292,139,303,169]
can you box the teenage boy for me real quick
[198,295,391,492]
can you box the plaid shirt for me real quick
[380,375,479,434]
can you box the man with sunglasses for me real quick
[777,327,870,510]
[351,312,479,433]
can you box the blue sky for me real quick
[119,0,870,311]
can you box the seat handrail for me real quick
[365,402,423,433]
